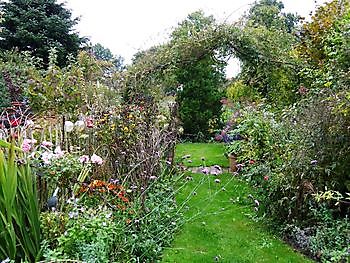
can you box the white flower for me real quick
[25,120,35,127]
[74,120,85,132]
[64,121,74,132]
[254,200,260,207]
[91,153,103,165]
[42,151,54,165]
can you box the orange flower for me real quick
[107,183,117,191]
[91,180,105,188]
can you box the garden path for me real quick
[161,143,312,263]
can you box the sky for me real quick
[59,0,328,77]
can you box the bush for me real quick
[41,173,182,263]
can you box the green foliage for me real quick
[226,80,259,103]
[0,0,85,67]
[27,49,85,115]
[0,50,41,104]
[177,57,224,140]
[297,0,349,66]
[309,217,350,262]
[92,43,114,61]
[40,212,68,250]
[27,50,118,115]
[91,43,125,71]
[127,177,182,262]
[0,73,10,108]
[44,205,117,262]
[234,0,301,107]
[247,0,299,32]
[171,10,215,39]
[172,11,225,140]
[0,140,41,262]
[225,105,278,163]
[41,174,181,262]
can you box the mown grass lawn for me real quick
[162,143,312,263]
[175,142,229,167]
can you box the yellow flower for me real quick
[123,126,129,132]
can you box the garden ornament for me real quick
[47,187,59,211]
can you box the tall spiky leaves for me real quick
[0,139,41,262]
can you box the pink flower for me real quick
[21,138,35,153]
[79,155,90,164]
[21,141,31,152]
[91,154,103,165]
[264,175,269,181]
[215,134,223,141]
[54,146,64,158]
[41,141,53,147]
[249,160,255,165]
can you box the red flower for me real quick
[249,160,255,165]
[86,117,94,128]
[10,118,20,127]
[264,175,269,181]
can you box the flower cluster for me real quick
[78,153,103,165]
[79,179,130,206]
[21,138,37,152]
[64,117,94,133]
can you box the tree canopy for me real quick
[0,0,85,67]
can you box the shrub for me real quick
[226,80,259,103]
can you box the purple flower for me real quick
[202,167,210,175]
